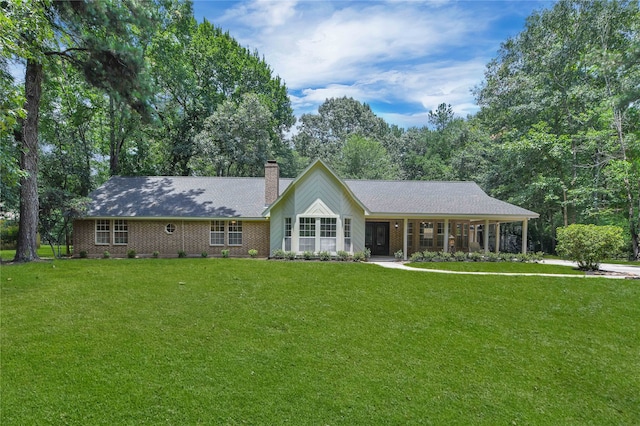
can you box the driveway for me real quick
[370,259,640,279]
[542,259,640,277]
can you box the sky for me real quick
[192,0,554,129]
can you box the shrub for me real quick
[352,251,366,262]
[221,249,230,258]
[79,250,88,259]
[127,249,137,259]
[410,251,424,262]
[363,248,371,260]
[201,252,208,258]
[394,250,404,261]
[271,249,285,259]
[103,251,111,259]
[319,251,331,261]
[336,250,349,261]
[303,251,313,260]
[284,251,296,260]
[0,223,19,249]
[556,224,624,270]
[177,250,187,258]
[469,251,483,262]
[422,250,439,262]
[484,252,499,262]
[248,249,258,258]
[152,251,160,258]
[437,251,452,262]
[454,251,467,262]
[532,251,545,262]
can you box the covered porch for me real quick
[365,217,533,261]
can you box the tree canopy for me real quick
[2,0,639,260]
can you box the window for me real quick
[96,220,110,245]
[113,220,128,245]
[320,217,337,252]
[419,222,433,248]
[210,220,225,246]
[228,221,243,246]
[344,218,352,252]
[457,223,469,249]
[284,217,292,251]
[299,217,316,252]
[407,221,414,249]
[436,222,444,247]
[165,223,176,234]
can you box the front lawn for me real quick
[2,259,638,424]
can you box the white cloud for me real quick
[196,0,538,128]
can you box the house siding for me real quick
[73,219,269,258]
[269,164,366,255]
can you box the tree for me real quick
[190,93,275,177]
[148,18,294,175]
[3,0,157,262]
[335,135,399,180]
[292,97,393,168]
[475,0,640,256]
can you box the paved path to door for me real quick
[369,259,640,280]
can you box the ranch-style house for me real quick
[73,159,539,259]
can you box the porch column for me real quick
[443,218,449,253]
[403,218,408,261]
[522,218,528,254]
[484,219,490,254]
[495,223,500,254]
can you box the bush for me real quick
[556,224,624,270]
[421,250,438,262]
[394,250,404,261]
[364,248,371,260]
[319,251,331,261]
[127,249,137,259]
[0,223,19,249]
[79,250,88,259]
[437,251,452,262]
[352,251,366,262]
[271,249,285,259]
[302,251,313,260]
[484,252,499,262]
[152,251,160,258]
[469,251,483,262]
[248,249,258,258]
[178,250,187,258]
[201,251,208,258]
[103,251,111,259]
[454,251,468,262]
[284,251,296,260]
[221,249,230,258]
[336,250,349,261]
[410,251,424,262]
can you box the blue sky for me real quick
[193,0,554,129]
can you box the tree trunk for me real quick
[14,60,43,263]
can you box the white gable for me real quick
[301,198,336,217]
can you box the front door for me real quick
[365,222,389,256]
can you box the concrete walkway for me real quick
[369,259,640,280]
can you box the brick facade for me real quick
[73,219,270,258]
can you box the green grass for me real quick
[1,245,69,262]
[2,259,639,424]
[408,261,586,275]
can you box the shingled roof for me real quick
[86,176,292,219]
[86,175,537,220]
[345,180,538,218]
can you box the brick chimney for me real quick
[265,160,279,205]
